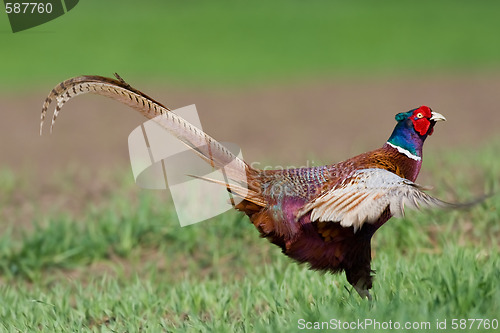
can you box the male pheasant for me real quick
[42,74,467,299]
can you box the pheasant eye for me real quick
[416,113,423,119]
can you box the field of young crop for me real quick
[1,1,500,332]
[0,142,498,332]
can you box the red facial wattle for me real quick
[413,118,431,136]
[411,106,433,136]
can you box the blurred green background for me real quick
[2,0,500,89]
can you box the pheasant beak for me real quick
[430,111,446,122]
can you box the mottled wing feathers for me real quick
[297,168,460,232]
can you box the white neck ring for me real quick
[386,142,421,161]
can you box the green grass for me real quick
[0,142,499,332]
[2,1,500,90]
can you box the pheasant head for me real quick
[387,106,446,160]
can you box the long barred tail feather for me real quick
[40,74,170,135]
[40,74,258,194]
